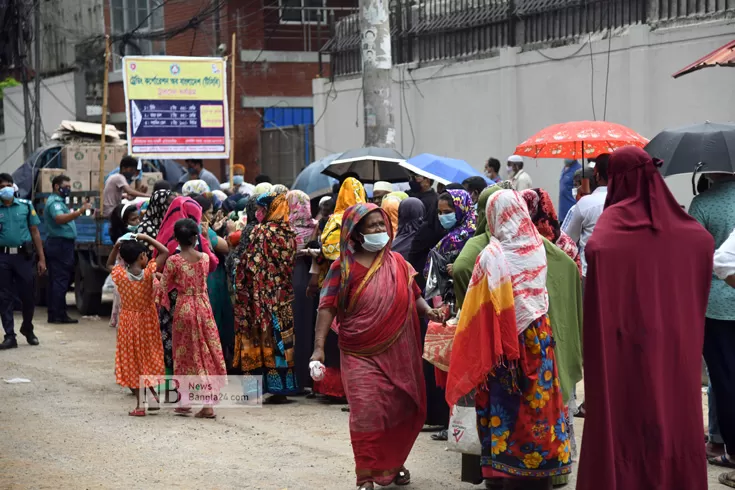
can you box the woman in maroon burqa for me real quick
[311,203,443,489]
[576,146,712,490]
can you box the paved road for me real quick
[0,309,725,489]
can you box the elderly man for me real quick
[507,155,532,191]
[372,181,393,205]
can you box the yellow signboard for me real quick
[122,56,230,159]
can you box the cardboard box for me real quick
[114,145,128,166]
[62,145,92,171]
[141,172,163,189]
[37,168,65,193]
[87,146,117,172]
[66,169,91,192]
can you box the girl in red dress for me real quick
[158,218,227,419]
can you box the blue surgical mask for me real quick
[0,186,15,201]
[233,175,244,185]
[439,213,457,230]
[128,225,138,232]
[361,232,389,252]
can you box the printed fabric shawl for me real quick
[321,177,367,261]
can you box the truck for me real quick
[14,137,183,316]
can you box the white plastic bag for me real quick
[102,273,115,294]
[309,361,325,381]
[447,404,482,455]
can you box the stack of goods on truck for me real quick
[37,120,128,194]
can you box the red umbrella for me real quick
[515,121,649,160]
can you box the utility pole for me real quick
[214,1,221,52]
[18,0,33,159]
[33,0,41,150]
[360,0,394,148]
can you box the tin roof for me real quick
[673,40,735,78]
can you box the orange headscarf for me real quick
[381,195,400,234]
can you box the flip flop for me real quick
[709,455,735,469]
[194,411,216,419]
[431,429,448,441]
[720,471,735,489]
[128,408,146,417]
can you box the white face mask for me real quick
[361,232,390,252]
[572,188,578,199]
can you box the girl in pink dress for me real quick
[158,218,227,419]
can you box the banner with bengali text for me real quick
[122,56,230,159]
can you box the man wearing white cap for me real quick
[372,181,393,205]
[507,155,532,191]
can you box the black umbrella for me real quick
[321,147,411,183]
[646,122,735,177]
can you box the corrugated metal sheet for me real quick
[263,107,314,128]
[673,40,735,78]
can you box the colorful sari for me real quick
[521,188,581,274]
[319,203,426,486]
[315,177,367,398]
[447,190,571,482]
[233,190,299,394]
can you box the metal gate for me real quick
[260,125,315,187]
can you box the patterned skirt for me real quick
[476,315,572,480]
[158,289,178,371]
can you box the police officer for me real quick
[44,175,91,324]
[0,173,45,349]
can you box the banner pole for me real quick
[99,35,111,217]
[229,32,236,188]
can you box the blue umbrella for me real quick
[293,153,341,198]
[401,153,490,185]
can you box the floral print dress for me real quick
[159,254,227,388]
[476,315,572,480]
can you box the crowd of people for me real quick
[2,145,732,489]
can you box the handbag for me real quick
[447,399,482,456]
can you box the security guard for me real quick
[0,173,45,349]
[44,174,90,324]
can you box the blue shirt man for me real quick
[43,175,91,325]
[559,159,581,223]
[0,173,44,350]
[178,159,221,191]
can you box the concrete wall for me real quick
[313,20,735,210]
[0,72,77,174]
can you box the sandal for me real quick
[394,467,410,486]
[431,429,448,441]
[174,407,192,415]
[720,471,735,489]
[128,408,146,417]
[573,402,586,418]
[195,409,216,419]
[708,454,735,469]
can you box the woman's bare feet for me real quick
[195,407,216,419]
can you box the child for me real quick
[158,218,227,419]
[108,203,142,329]
[107,234,169,416]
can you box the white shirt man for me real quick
[561,186,608,277]
[507,155,533,191]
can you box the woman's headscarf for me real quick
[182,179,210,196]
[258,189,290,223]
[136,189,171,238]
[521,188,581,272]
[380,195,401,235]
[392,198,425,258]
[271,184,289,195]
[212,190,228,203]
[385,191,408,201]
[474,180,513,236]
[287,190,317,250]
[253,182,273,196]
[156,196,218,273]
[321,177,367,261]
[433,189,477,256]
[486,190,548,332]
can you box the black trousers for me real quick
[0,253,35,338]
[45,237,75,320]
[703,317,735,455]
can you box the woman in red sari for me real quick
[311,203,443,490]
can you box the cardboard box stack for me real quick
[141,172,163,189]
[37,169,65,193]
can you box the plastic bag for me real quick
[448,396,481,455]
[102,273,115,294]
[309,361,325,381]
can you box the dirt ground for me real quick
[0,308,726,489]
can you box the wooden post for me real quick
[229,32,236,187]
[98,36,111,217]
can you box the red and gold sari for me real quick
[319,203,426,486]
